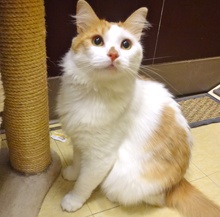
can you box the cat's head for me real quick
[64,0,149,84]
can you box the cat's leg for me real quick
[62,146,81,181]
[61,154,115,212]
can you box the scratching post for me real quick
[0,1,61,217]
[0,0,51,173]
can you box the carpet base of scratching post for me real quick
[0,148,61,217]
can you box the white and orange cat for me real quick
[57,0,220,216]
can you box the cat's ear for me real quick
[75,0,99,34]
[123,7,149,40]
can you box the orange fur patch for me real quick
[141,106,191,191]
[72,20,112,52]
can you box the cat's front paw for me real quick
[62,165,78,181]
[61,193,84,212]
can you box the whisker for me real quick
[118,60,156,81]
[125,68,141,80]
[123,62,182,95]
[141,56,171,61]
[78,64,94,70]
[127,68,149,81]
[139,65,183,96]
[138,68,157,81]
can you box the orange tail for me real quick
[166,178,220,217]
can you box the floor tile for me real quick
[0,139,7,148]
[209,172,220,188]
[93,205,180,217]
[38,174,92,217]
[1,133,6,140]
[50,138,67,167]
[51,129,73,166]
[87,188,119,214]
[191,123,220,175]
[93,176,220,217]
[185,162,206,181]
[191,176,220,206]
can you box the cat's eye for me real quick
[121,39,132,50]
[92,35,104,46]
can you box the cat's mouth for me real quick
[107,63,116,69]
[105,62,119,71]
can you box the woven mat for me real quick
[177,94,220,128]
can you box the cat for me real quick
[57,0,220,216]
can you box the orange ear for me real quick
[75,0,99,34]
[123,7,149,40]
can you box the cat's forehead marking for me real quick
[71,21,131,52]
[91,21,127,38]
[95,20,112,35]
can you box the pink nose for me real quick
[107,47,119,62]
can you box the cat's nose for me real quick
[107,47,119,62]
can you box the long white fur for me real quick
[57,23,191,212]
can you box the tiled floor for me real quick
[11,122,216,216]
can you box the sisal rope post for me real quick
[0,0,51,173]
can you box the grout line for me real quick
[190,176,209,183]
[86,202,94,216]
[188,162,213,183]
[90,205,120,216]
[192,161,220,178]
[206,170,220,177]
[207,171,220,188]
[54,141,68,167]
[208,176,220,189]
[191,162,207,176]
[152,0,166,64]
[189,166,220,186]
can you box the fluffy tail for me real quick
[166,178,220,217]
